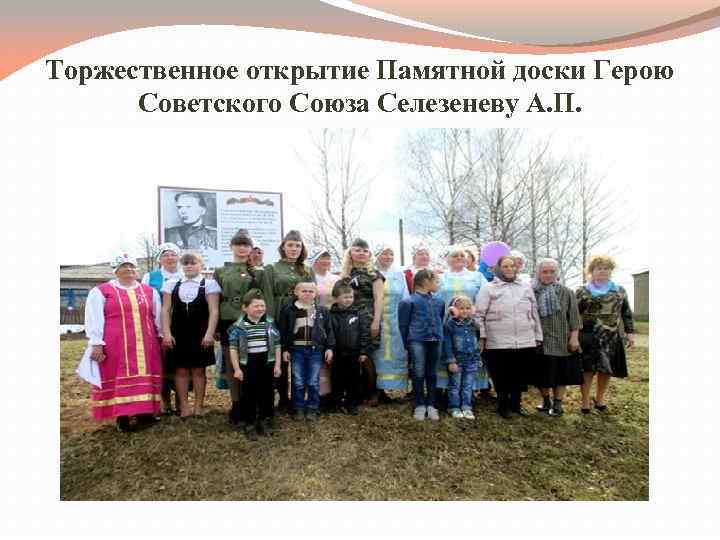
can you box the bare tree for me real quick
[299,129,374,263]
[400,129,480,245]
[398,129,628,282]
[137,233,159,276]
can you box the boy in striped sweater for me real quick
[228,290,282,440]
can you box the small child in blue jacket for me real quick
[442,295,481,419]
[398,269,445,421]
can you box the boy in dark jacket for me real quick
[328,282,371,415]
[277,281,334,421]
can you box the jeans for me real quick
[291,346,323,412]
[408,340,441,408]
[448,356,479,411]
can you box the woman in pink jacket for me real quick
[474,255,543,419]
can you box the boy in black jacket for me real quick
[328,282,370,415]
[277,281,334,422]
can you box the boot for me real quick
[550,399,564,417]
[228,401,241,425]
[536,394,552,413]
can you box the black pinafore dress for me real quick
[167,279,215,369]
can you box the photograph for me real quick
[57,127,650,503]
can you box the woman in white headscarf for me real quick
[373,243,410,398]
[84,253,163,432]
[309,247,340,400]
[141,242,182,414]
[436,246,489,394]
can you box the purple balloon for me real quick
[480,241,511,266]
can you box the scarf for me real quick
[533,279,561,317]
[586,280,618,298]
[478,261,495,282]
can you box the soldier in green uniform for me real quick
[164,191,217,250]
[339,238,385,406]
[264,230,315,412]
[213,231,273,424]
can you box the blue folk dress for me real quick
[373,268,410,391]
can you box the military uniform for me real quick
[164,224,217,250]
[341,266,385,401]
[264,259,315,409]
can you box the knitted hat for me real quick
[411,243,430,257]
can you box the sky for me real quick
[56,127,649,298]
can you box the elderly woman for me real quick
[84,254,163,432]
[373,243,410,398]
[340,238,385,405]
[510,249,532,285]
[437,246,489,393]
[532,258,582,416]
[264,230,315,412]
[576,254,635,414]
[141,242,182,415]
[465,248,478,272]
[310,248,340,399]
[474,255,543,419]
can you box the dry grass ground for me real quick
[60,340,649,501]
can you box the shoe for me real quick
[378,391,393,404]
[512,406,531,417]
[228,402,242,425]
[426,406,440,421]
[594,404,608,413]
[536,400,552,413]
[549,401,564,417]
[581,407,591,415]
[450,409,464,419]
[292,410,304,422]
[366,393,380,407]
[498,408,512,419]
[306,410,319,422]
[462,410,476,420]
[116,416,132,432]
[243,424,258,441]
[135,414,160,428]
[413,406,427,421]
[347,406,359,416]
[262,418,275,436]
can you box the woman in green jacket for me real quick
[264,230,315,411]
[213,231,273,424]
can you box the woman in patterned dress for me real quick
[576,254,635,414]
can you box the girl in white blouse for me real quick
[161,253,221,418]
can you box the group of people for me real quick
[82,228,635,438]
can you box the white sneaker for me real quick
[413,406,427,421]
[427,406,440,421]
[462,410,476,420]
[450,409,464,419]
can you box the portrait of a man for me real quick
[163,191,217,250]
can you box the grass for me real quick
[60,340,649,501]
